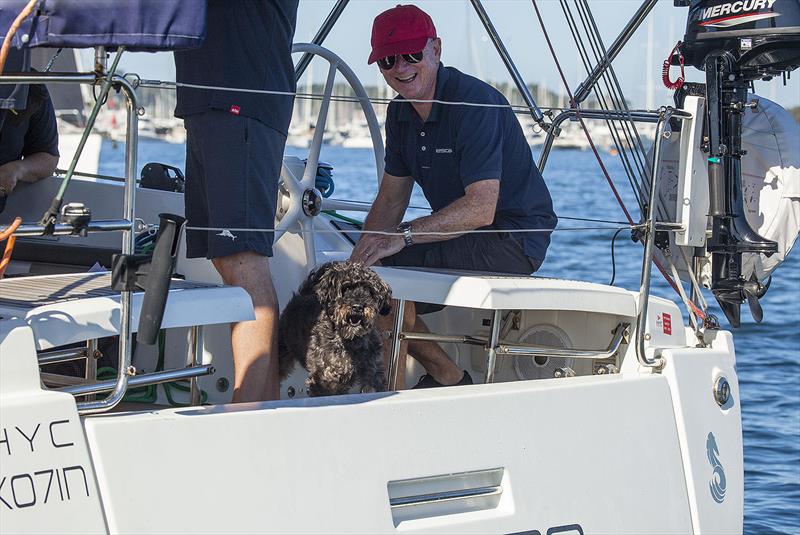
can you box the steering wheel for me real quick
[275,43,385,266]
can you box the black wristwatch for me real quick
[397,221,413,247]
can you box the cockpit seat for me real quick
[0,272,253,351]
[372,266,636,316]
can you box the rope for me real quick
[667,254,699,330]
[0,217,22,279]
[0,0,38,74]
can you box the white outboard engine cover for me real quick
[737,97,800,280]
[652,95,800,284]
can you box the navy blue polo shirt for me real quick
[384,65,557,262]
[174,0,298,135]
[0,86,59,166]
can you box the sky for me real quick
[81,0,800,110]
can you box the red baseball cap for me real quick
[368,4,437,65]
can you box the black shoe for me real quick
[412,371,473,389]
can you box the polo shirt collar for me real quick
[396,63,449,123]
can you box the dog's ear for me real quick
[313,263,342,304]
[299,262,334,296]
[376,277,393,316]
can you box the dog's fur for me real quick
[278,261,392,397]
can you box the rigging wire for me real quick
[184,225,639,236]
[530,0,705,321]
[679,247,708,311]
[608,227,626,286]
[134,77,659,119]
[573,0,674,225]
[667,255,700,330]
[558,0,645,213]
[530,0,634,225]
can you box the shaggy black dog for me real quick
[278,261,392,397]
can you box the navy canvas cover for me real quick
[0,0,206,51]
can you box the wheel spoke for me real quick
[276,44,387,253]
[299,218,317,266]
[302,61,338,187]
[274,202,301,241]
[280,161,302,196]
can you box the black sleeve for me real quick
[22,93,59,158]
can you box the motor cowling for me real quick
[680,0,800,78]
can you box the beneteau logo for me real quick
[707,432,727,504]
[700,0,780,28]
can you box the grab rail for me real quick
[38,347,94,365]
[60,365,214,398]
[497,323,629,360]
[401,322,628,359]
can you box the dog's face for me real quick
[306,261,392,340]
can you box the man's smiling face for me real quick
[381,38,441,103]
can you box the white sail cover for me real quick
[652,95,800,283]
[738,96,800,280]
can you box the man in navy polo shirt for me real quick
[174,0,298,402]
[0,83,59,213]
[351,4,557,389]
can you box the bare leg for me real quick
[407,316,462,385]
[379,299,462,388]
[212,251,279,402]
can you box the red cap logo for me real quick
[368,4,437,65]
[230,105,241,115]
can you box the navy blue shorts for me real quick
[183,110,284,259]
[381,228,542,314]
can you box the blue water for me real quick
[101,139,800,534]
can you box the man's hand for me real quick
[0,161,22,197]
[350,229,405,267]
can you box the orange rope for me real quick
[0,217,22,279]
[0,0,39,74]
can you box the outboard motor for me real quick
[676,0,800,326]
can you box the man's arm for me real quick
[350,172,414,264]
[404,179,499,244]
[351,177,500,266]
[0,152,59,196]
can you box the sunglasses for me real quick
[377,51,424,71]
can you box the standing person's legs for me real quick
[213,252,279,401]
[184,112,283,402]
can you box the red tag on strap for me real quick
[230,105,241,115]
